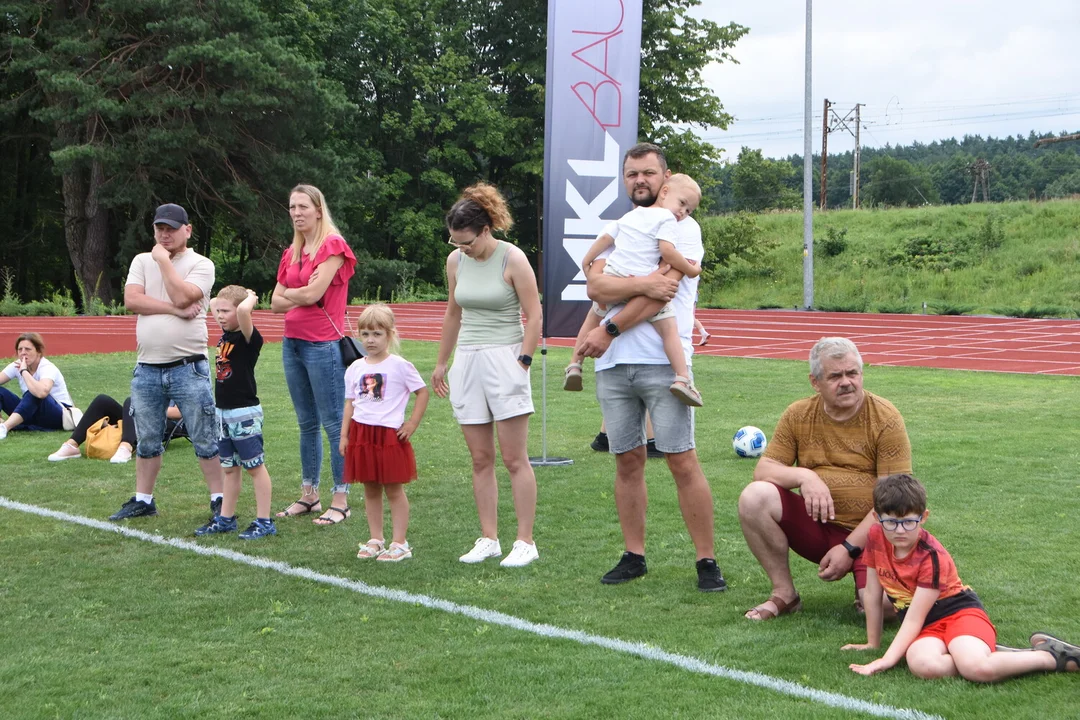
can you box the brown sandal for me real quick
[745,594,802,621]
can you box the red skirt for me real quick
[344,421,417,485]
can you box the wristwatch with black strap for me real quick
[604,321,621,337]
[842,540,863,559]
[517,354,533,367]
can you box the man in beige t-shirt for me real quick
[738,337,912,621]
[109,203,224,522]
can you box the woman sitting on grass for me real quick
[0,333,80,440]
[47,394,182,464]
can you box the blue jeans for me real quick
[130,359,218,459]
[282,337,347,494]
[0,386,65,430]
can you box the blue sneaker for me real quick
[239,519,277,540]
[195,514,238,536]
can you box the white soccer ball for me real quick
[732,426,768,458]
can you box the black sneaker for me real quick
[645,439,665,459]
[194,515,238,536]
[696,558,727,592]
[590,432,610,452]
[108,496,158,521]
[601,552,647,584]
[209,497,223,522]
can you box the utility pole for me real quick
[820,100,862,211]
[969,159,991,202]
[852,103,862,209]
[802,0,814,311]
[819,98,830,210]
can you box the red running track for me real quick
[3,303,1080,375]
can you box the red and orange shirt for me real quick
[863,525,983,627]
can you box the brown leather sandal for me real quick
[745,594,802,621]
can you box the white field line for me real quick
[0,496,940,720]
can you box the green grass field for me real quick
[703,198,1080,316]
[1,342,1078,719]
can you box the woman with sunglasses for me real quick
[432,183,542,568]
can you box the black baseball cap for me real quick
[153,203,189,229]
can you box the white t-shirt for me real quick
[604,206,679,277]
[594,215,704,371]
[1,357,74,406]
[126,248,215,364]
[344,354,427,430]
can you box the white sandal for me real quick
[377,541,413,562]
[357,538,386,559]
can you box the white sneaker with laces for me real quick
[48,443,83,461]
[0,425,7,440]
[499,540,539,568]
[110,445,133,464]
[459,537,502,564]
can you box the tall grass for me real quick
[701,199,1080,316]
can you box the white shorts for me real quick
[589,264,675,322]
[449,343,534,424]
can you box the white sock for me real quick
[135,493,154,504]
[210,493,223,502]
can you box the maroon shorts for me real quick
[774,484,867,589]
[917,608,997,650]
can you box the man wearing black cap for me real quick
[109,203,224,521]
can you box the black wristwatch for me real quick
[517,354,533,367]
[842,540,863,559]
[604,321,621,337]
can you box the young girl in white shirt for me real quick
[340,304,430,561]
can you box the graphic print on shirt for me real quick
[216,338,234,382]
[359,373,386,402]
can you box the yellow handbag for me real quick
[85,417,123,460]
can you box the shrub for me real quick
[350,256,423,302]
[886,235,968,271]
[990,305,1070,319]
[927,301,976,316]
[817,227,848,257]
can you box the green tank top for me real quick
[454,241,524,345]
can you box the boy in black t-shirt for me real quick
[195,286,275,539]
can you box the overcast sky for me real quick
[691,1,1080,160]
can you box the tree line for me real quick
[0,0,747,306]
[707,131,1080,213]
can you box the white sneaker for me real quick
[0,425,7,440]
[499,540,539,568]
[110,445,133,464]
[459,537,502,564]
[48,443,83,461]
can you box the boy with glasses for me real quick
[842,473,1079,680]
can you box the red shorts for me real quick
[775,484,867,589]
[916,608,997,650]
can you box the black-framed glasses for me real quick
[879,517,921,532]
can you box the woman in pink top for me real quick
[271,184,357,525]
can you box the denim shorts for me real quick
[131,359,218,460]
[218,405,265,470]
[595,364,695,454]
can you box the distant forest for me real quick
[705,131,1080,213]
